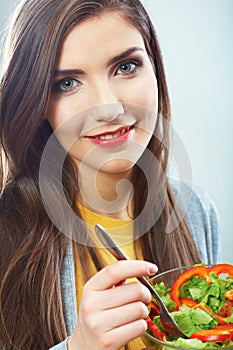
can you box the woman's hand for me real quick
[68,260,157,350]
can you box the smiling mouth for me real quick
[88,125,132,140]
[85,125,134,147]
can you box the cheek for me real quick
[47,94,84,131]
[46,98,89,144]
[132,75,158,135]
[47,101,63,131]
[128,75,158,112]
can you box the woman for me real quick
[0,0,221,349]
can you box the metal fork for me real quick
[95,224,188,339]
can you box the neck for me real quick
[77,165,133,220]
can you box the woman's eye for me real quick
[53,78,80,93]
[115,60,141,76]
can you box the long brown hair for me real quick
[0,0,201,348]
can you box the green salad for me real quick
[146,264,233,349]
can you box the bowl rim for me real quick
[148,265,199,281]
[142,332,233,350]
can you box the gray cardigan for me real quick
[50,181,222,349]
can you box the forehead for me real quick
[56,12,145,69]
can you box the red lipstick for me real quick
[85,125,134,148]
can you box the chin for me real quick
[100,159,134,175]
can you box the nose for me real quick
[92,103,124,122]
[89,80,124,121]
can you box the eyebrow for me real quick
[54,68,85,77]
[107,46,144,66]
[53,46,144,77]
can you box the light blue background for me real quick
[1,1,232,263]
[144,0,233,264]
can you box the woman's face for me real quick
[47,12,158,175]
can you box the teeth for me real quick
[94,127,130,140]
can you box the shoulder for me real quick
[169,177,219,220]
[169,178,222,265]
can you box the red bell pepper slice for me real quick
[190,324,233,342]
[180,297,198,308]
[170,264,233,309]
[208,263,233,277]
[170,266,210,308]
[146,316,169,340]
[148,300,160,317]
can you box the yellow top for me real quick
[73,203,145,350]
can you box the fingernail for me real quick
[148,263,158,275]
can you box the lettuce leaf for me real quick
[162,337,221,349]
[179,272,233,315]
[153,281,176,311]
[171,305,218,337]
